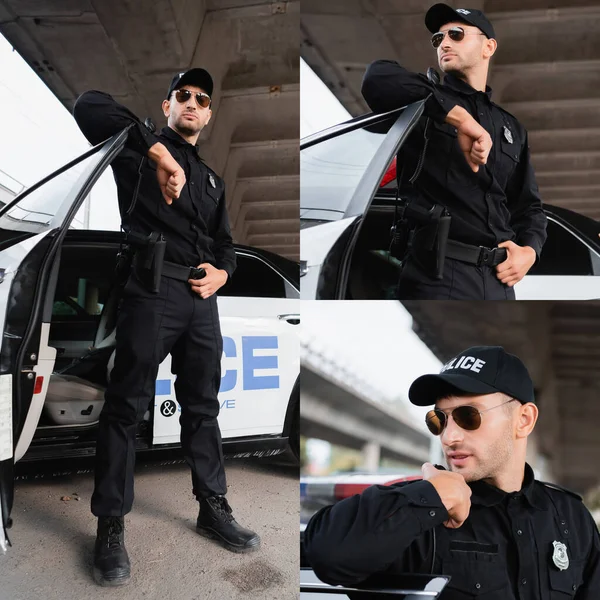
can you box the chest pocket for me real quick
[548,560,584,598]
[496,125,521,189]
[442,555,511,599]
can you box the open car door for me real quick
[0,129,128,553]
[300,101,425,300]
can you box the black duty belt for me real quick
[445,240,507,267]
[162,261,205,282]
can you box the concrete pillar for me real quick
[361,441,381,472]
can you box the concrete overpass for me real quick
[403,300,600,495]
[0,0,299,259]
[301,339,431,471]
[301,0,600,221]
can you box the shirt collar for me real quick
[160,126,200,151]
[469,463,547,511]
[443,73,493,101]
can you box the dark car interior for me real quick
[345,190,599,300]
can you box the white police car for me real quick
[301,102,600,300]
[0,129,299,553]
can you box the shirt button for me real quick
[573,584,577,591]
[429,510,436,517]
[420,497,427,504]
[560,520,566,525]
[521,578,527,585]
[517,529,523,536]
[564,529,569,535]
[475,583,481,590]
[514,154,518,159]
[480,112,484,117]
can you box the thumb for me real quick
[464,153,479,172]
[421,462,436,479]
[162,190,173,205]
[498,240,515,250]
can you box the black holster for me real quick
[128,231,167,293]
[406,201,451,280]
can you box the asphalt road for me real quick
[0,453,298,600]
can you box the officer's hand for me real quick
[456,121,492,173]
[188,263,228,299]
[421,462,472,529]
[148,143,186,205]
[495,241,537,287]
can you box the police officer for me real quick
[304,346,600,598]
[362,4,548,300]
[73,68,260,587]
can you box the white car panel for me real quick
[14,323,56,462]
[152,296,299,445]
[515,276,600,300]
[300,217,359,299]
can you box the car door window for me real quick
[529,219,596,276]
[300,111,405,223]
[0,151,104,239]
[219,254,286,298]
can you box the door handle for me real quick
[278,313,300,325]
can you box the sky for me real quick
[0,34,119,230]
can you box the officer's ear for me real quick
[483,37,497,60]
[515,402,538,439]
[205,108,212,127]
[162,99,171,119]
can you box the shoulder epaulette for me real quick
[540,481,583,501]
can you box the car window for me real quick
[52,276,110,320]
[219,254,286,298]
[529,219,595,276]
[0,148,104,238]
[300,114,400,222]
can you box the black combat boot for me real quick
[196,495,261,553]
[93,516,131,586]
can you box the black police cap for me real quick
[409,346,535,406]
[166,68,213,100]
[425,4,496,39]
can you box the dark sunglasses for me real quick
[431,26,485,48]
[173,88,211,109]
[425,398,517,436]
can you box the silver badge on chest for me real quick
[503,125,513,144]
[209,174,216,188]
[552,541,569,571]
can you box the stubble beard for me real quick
[174,115,203,138]
[447,428,514,483]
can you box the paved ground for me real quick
[0,454,298,600]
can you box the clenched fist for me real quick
[421,462,472,529]
[148,142,186,205]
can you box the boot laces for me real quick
[105,517,124,548]
[208,496,234,522]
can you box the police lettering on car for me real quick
[304,346,600,598]
[361,4,548,300]
[73,67,260,587]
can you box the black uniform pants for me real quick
[396,256,516,300]
[91,271,226,517]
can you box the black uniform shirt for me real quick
[304,464,600,599]
[73,90,236,277]
[362,61,548,258]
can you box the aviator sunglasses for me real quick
[173,88,211,108]
[425,398,517,436]
[431,26,485,49]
